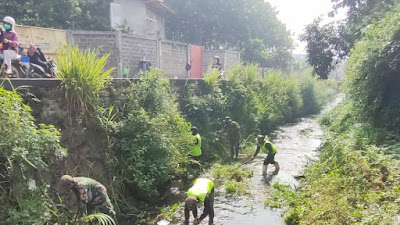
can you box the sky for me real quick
[265,0,342,54]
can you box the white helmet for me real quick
[3,16,16,29]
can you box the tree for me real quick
[241,39,268,66]
[164,0,293,70]
[301,18,340,79]
[0,0,111,30]
[302,0,395,79]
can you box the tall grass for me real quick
[280,101,400,225]
[56,45,114,115]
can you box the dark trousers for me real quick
[230,139,240,159]
[184,188,215,225]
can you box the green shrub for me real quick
[85,213,116,225]
[0,87,65,182]
[113,69,193,197]
[56,45,114,115]
[180,71,227,160]
[346,3,400,131]
[295,71,339,116]
[212,163,253,195]
[0,87,67,224]
[265,183,297,208]
[283,102,400,224]
[225,181,248,195]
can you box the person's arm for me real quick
[199,195,210,221]
[266,144,273,155]
[194,137,199,145]
[192,207,198,218]
[252,145,261,159]
[76,187,88,219]
[7,33,19,49]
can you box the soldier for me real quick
[184,178,215,225]
[223,116,240,159]
[58,175,115,223]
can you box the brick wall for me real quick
[202,50,225,74]
[67,31,121,76]
[225,50,241,71]
[67,30,240,79]
[161,40,189,78]
[120,34,158,78]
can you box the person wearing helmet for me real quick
[184,178,214,225]
[251,135,280,176]
[1,16,19,75]
[58,175,115,223]
[212,56,222,71]
[223,116,240,159]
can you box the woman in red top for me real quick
[2,16,19,74]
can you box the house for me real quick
[110,0,174,39]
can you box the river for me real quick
[158,96,343,225]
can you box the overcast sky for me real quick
[265,0,341,54]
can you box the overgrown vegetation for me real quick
[111,69,193,198]
[181,65,339,162]
[212,163,253,195]
[0,45,339,224]
[269,4,400,223]
[0,86,67,224]
[278,101,400,224]
[57,45,114,115]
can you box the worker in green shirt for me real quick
[184,178,214,225]
[190,126,202,159]
[251,135,280,176]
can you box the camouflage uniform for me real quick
[225,120,240,159]
[72,177,115,218]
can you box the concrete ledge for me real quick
[1,78,62,90]
[1,78,206,91]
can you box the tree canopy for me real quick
[302,0,395,78]
[0,0,111,30]
[164,0,293,70]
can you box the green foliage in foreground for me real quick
[0,88,65,182]
[85,213,116,225]
[279,101,400,225]
[0,87,67,224]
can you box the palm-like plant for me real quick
[85,213,116,225]
[56,45,114,116]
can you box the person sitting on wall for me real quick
[1,16,19,76]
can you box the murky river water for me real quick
[159,96,343,225]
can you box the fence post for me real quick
[116,32,123,78]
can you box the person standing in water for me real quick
[251,135,280,176]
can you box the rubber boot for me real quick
[262,165,268,176]
[272,162,280,175]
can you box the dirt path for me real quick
[162,96,343,225]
